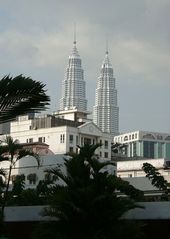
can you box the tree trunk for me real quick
[1,161,13,217]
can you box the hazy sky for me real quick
[0,0,169,133]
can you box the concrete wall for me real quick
[3,202,170,222]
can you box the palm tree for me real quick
[0,168,6,201]
[0,75,50,123]
[142,162,170,198]
[33,144,143,239]
[0,136,40,216]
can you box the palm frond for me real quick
[16,149,40,167]
[88,157,115,174]
[45,167,69,185]
[0,75,50,123]
[0,168,6,177]
[64,156,91,187]
[78,143,101,159]
[113,176,144,200]
[4,135,22,156]
[0,155,9,162]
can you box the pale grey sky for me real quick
[0,0,169,133]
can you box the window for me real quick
[124,136,128,141]
[76,136,78,144]
[165,161,170,168]
[60,134,65,143]
[143,141,154,158]
[69,147,74,153]
[84,138,91,145]
[100,140,102,147]
[27,174,37,185]
[10,175,17,183]
[28,138,33,143]
[38,137,45,143]
[104,140,108,149]
[143,134,155,139]
[69,134,73,143]
[132,134,134,139]
[165,136,170,141]
[99,151,102,157]
[44,173,56,182]
[104,152,108,158]
[133,142,137,156]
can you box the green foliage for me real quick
[0,74,50,123]
[0,169,6,191]
[36,179,54,198]
[12,189,43,206]
[12,174,25,196]
[33,144,144,239]
[0,136,40,215]
[111,142,127,154]
[142,162,170,195]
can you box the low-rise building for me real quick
[9,111,112,160]
[114,130,170,159]
[116,157,170,192]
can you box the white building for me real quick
[116,157,170,192]
[60,38,87,112]
[114,130,170,159]
[117,158,170,178]
[0,122,10,135]
[0,153,66,189]
[10,112,112,160]
[93,50,119,138]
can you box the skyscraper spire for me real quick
[106,34,108,54]
[93,48,119,137]
[73,22,76,45]
[60,30,87,112]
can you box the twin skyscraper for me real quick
[60,38,119,137]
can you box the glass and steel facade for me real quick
[114,131,170,159]
[93,51,119,137]
[60,41,87,111]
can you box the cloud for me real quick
[0,0,169,132]
[112,38,170,86]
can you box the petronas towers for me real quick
[60,39,87,111]
[60,39,119,137]
[93,50,119,137]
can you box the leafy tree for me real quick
[0,168,6,194]
[11,174,25,196]
[111,142,127,154]
[0,136,40,215]
[0,74,49,237]
[142,162,170,197]
[0,75,50,123]
[13,188,43,206]
[33,144,144,239]
[0,168,6,223]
